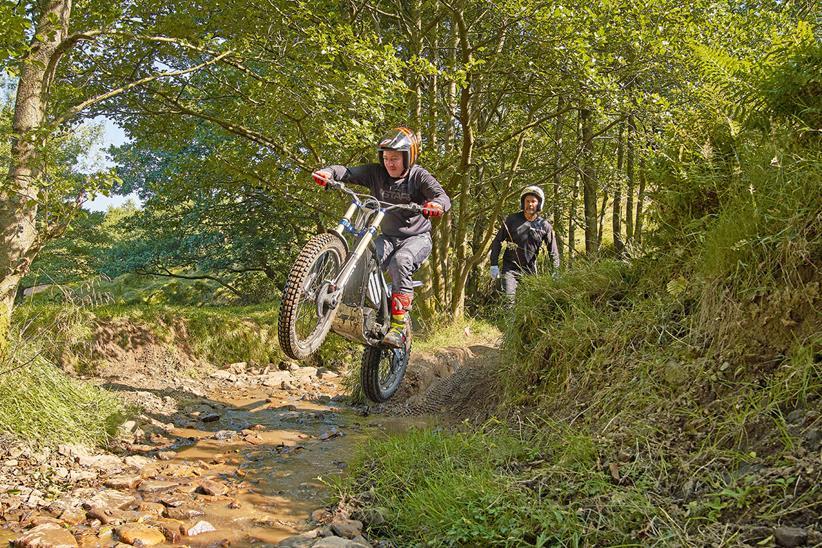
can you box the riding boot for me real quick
[383,292,412,348]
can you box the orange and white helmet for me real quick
[377,126,420,176]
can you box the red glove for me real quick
[422,201,444,218]
[312,170,331,187]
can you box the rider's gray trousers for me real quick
[375,233,433,295]
[501,269,522,307]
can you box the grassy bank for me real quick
[12,301,356,373]
[3,299,358,446]
[337,44,821,544]
[0,337,129,446]
[340,254,819,545]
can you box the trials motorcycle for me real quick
[277,179,422,402]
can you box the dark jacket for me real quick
[326,163,451,238]
[490,212,560,274]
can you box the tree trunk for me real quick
[448,81,474,318]
[427,26,439,155]
[635,157,646,245]
[625,114,635,243]
[580,108,598,255]
[407,0,422,130]
[597,191,608,248]
[567,111,582,266]
[552,96,566,262]
[446,4,475,319]
[0,0,72,356]
[568,170,580,267]
[612,121,625,256]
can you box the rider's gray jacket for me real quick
[325,163,451,238]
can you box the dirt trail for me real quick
[0,343,500,547]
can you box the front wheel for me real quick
[278,233,347,360]
[361,333,411,403]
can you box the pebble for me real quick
[196,479,228,496]
[186,520,217,536]
[775,526,808,547]
[116,524,166,546]
[330,518,363,539]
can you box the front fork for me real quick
[325,206,385,307]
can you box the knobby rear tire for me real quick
[278,233,347,360]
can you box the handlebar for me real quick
[323,178,422,213]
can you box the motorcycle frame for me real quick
[321,195,391,346]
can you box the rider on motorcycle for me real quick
[312,127,451,348]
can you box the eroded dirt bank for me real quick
[0,344,498,547]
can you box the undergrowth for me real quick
[339,422,676,546]
[12,301,356,373]
[339,28,821,545]
[0,336,130,446]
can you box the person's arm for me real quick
[316,164,378,189]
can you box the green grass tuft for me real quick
[0,337,130,446]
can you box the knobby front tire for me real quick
[361,334,411,403]
[278,233,347,360]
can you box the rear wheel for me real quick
[278,233,347,360]
[361,325,411,402]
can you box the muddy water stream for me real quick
[158,387,430,546]
[1,346,494,547]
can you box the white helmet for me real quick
[520,185,544,212]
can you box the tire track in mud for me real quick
[373,344,501,422]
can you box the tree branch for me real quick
[49,49,233,128]
[155,92,311,171]
[135,268,242,296]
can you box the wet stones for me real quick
[186,520,217,536]
[278,518,368,548]
[135,502,165,517]
[84,490,135,511]
[75,454,123,472]
[330,519,363,539]
[263,372,293,387]
[212,430,239,442]
[104,476,141,490]
[151,518,185,543]
[243,433,266,446]
[317,368,339,380]
[312,536,371,547]
[311,509,332,523]
[162,506,204,521]
[351,507,386,528]
[319,427,343,441]
[11,522,78,548]
[292,367,318,379]
[195,480,228,497]
[136,480,178,494]
[123,455,154,470]
[210,370,237,382]
[115,524,166,546]
[58,506,86,526]
[277,529,320,547]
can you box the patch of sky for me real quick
[79,116,143,212]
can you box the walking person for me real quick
[489,186,560,306]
